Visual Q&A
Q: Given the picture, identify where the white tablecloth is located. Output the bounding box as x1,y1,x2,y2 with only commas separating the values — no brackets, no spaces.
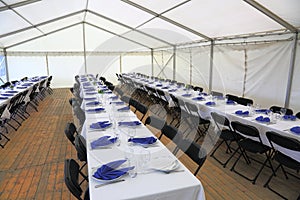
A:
79,76,206,200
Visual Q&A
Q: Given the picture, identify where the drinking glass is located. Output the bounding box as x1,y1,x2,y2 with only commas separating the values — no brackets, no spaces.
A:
124,148,137,178
128,128,136,146
138,149,151,173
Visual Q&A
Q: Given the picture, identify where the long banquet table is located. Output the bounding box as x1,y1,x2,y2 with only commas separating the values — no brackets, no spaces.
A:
0,76,49,119
79,75,206,200
124,73,300,163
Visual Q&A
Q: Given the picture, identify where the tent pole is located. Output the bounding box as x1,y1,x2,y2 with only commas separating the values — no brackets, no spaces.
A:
45,54,49,76
151,49,154,77
3,48,9,82
209,40,214,93
173,46,176,80
190,49,192,85
284,32,298,108
119,55,122,74
82,23,87,74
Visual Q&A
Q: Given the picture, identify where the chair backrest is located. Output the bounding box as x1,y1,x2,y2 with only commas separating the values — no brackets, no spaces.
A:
296,112,300,119
161,124,180,141
211,91,223,97
0,104,7,117
231,121,260,141
211,112,231,130
266,131,300,152
177,139,207,175
236,97,253,106
129,98,138,108
64,122,77,145
74,135,87,162
145,115,166,130
226,94,239,102
269,106,293,115
64,159,83,200
193,86,203,92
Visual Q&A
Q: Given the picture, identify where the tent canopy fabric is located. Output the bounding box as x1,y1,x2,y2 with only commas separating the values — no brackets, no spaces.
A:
0,0,299,49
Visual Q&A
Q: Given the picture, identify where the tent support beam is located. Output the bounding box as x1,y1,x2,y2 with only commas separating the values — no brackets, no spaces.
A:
209,41,214,92
122,0,211,41
3,48,9,82
0,0,41,12
6,22,82,49
243,0,297,33
157,51,172,78
87,10,172,47
189,49,192,85
0,10,85,39
82,23,87,74
119,55,122,74
85,22,151,50
284,32,298,108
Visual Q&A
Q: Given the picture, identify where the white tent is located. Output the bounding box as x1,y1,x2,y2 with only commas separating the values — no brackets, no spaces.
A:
0,0,299,111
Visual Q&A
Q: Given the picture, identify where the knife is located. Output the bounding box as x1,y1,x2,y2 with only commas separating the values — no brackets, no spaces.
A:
94,179,125,188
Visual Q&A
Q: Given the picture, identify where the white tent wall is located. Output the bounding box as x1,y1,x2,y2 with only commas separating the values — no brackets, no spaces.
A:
190,46,211,92
152,50,174,80
121,54,151,76
6,56,47,81
289,40,300,112
48,56,84,88
212,46,245,96
245,41,293,108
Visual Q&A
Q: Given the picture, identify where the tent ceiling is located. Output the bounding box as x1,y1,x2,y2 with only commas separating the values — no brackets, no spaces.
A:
0,0,299,50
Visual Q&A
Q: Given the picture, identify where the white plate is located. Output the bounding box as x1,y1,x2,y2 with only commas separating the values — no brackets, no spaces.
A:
149,157,180,172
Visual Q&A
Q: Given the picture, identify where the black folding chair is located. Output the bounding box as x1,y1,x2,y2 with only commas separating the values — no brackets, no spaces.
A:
64,122,78,146
210,112,240,167
264,131,300,199
74,135,88,181
230,121,274,184
236,97,253,106
269,106,293,115
64,159,89,200
177,139,207,176
145,115,166,138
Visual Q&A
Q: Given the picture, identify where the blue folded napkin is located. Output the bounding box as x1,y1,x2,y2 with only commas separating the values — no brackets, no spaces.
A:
100,88,109,92
128,136,157,145
93,160,134,180
85,92,97,95
90,121,111,129
1,94,14,96
6,91,18,93
226,100,235,105
200,92,208,96
255,116,270,123
168,89,177,92
255,109,270,113
82,83,91,86
215,96,225,100
22,83,33,86
110,101,124,105
83,86,94,90
283,115,297,121
206,101,216,106
290,126,300,134
86,108,105,112
192,96,205,101
84,97,97,101
86,101,100,106
0,97,8,100
118,121,141,126
182,93,192,97
90,136,117,149
104,91,113,94
110,96,119,100
156,84,162,87
117,106,130,111
17,86,27,89
235,110,249,116
161,86,169,89
84,89,95,92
